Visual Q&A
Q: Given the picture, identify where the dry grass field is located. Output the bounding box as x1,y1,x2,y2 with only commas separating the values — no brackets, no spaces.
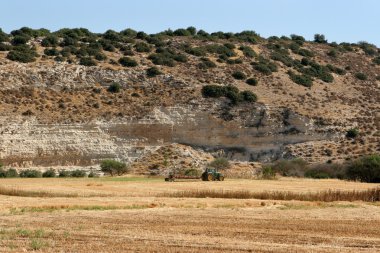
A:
0,177,379,252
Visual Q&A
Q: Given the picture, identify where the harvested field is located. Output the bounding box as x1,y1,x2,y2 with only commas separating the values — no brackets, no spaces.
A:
0,177,379,252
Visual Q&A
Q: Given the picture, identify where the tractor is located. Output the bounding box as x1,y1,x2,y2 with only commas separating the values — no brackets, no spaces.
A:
165,167,224,182
201,168,224,181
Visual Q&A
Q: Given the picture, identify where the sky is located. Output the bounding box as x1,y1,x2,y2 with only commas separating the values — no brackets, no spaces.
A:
0,0,379,46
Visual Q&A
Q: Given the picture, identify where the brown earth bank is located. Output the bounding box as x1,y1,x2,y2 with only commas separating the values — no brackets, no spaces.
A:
0,29,379,167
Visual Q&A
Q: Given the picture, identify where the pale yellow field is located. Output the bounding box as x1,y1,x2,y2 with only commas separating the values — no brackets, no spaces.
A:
0,177,379,252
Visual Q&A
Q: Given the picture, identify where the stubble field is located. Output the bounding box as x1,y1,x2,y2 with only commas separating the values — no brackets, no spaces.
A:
0,177,379,252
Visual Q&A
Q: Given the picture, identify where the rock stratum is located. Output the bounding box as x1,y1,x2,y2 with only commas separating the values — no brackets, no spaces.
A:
0,28,379,168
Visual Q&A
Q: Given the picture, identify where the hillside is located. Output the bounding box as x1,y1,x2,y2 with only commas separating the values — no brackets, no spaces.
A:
0,27,379,168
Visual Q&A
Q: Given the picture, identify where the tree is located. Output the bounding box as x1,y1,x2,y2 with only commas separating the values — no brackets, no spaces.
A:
346,155,380,183
100,160,129,176
314,34,327,43
209,158,231,170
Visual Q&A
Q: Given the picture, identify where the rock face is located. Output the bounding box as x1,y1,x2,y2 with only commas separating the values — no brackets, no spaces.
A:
0,103,332,167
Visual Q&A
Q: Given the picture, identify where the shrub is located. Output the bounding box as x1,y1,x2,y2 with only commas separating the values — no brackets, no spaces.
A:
11,35,29,45
355,72,367,80
373,57,380,65
107,82,121,93
118,57,138,67
251,58,277,75
270,52,293,67
346,155,380,183
0,28,8,42
173,28,192,36
6,168,19,178
134,42,151,52
290,34,305,45
259,166,276,179
58,170,70,177
326,64,346,75
70,169,86,178
185,47,206,57
201,85,225,98
146,66,162,77
209,158,231,170
79,57,97,66
239,46,256,58
0,43,12,51
148,53,176,67
41,35,58,47
288,71,313,87
198,57,216,69
7,45,38,63
346,128,359,139
44,48,59,56
232,71,246,80
314,34,327,43
19,169,42,178
272,158,308,177
42,168,56,178
327,49,338,58
246,78,258,86
240,90,257,102
100,160,129,176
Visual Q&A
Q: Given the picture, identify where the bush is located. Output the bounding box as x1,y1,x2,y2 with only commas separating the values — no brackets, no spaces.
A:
0,168,19,178
232,71,246,80
259,166,276,179
346,128,359,139
272,158,308,177
355,72,367,81
239,46,256,58
201,85,225,98
44,48,59,56
107,82,121,93
314,34,327,43
41,35,58,47
173,28,192,36
134,42,151,53
288,71,313,87
19,169,42,178
373,57,380,65
246,78,258,86
251,58,277,75
118,57,138,67
0,43,12,51
11,35,29,45
42,168,56,178
209,158,231,170
346,155,380,183
79,57,97,66
185,47,206,57
198,57,216,69
70,169,86,178
100,160,129,176
0,28,8,42
58,170,70,177
6,168,19,178
146,66,162,77
7,45,38,63
327,49,338,58
290,34,305,45
240,90,257,102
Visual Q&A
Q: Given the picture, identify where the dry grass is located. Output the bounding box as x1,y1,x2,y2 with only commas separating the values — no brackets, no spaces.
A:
162,187,380,202
0,186,109,198
0,177,379,252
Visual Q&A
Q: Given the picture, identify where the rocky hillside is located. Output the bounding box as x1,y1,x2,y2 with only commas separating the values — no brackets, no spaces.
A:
0,27,378,168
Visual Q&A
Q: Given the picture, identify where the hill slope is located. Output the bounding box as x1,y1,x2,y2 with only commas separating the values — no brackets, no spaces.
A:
0,27,379,167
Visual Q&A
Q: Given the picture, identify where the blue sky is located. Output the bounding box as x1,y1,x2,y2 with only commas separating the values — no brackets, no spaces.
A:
1,0,379,46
